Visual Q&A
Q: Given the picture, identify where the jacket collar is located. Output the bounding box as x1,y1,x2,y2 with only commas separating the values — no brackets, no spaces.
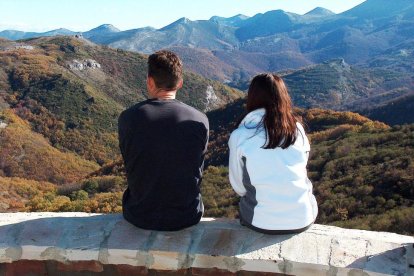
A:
240,108,265,128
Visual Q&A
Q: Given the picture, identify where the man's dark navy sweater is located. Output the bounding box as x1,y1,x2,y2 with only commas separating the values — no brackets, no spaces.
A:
118,99,209,231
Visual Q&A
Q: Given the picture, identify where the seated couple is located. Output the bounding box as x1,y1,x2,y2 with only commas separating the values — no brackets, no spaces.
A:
118,50,318,234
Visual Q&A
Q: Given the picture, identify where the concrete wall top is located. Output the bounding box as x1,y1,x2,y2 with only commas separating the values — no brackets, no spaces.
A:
0,213,413,275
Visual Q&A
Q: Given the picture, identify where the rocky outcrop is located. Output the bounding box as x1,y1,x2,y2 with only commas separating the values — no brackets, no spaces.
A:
3,44,34,51
67,59,101,71
0,213,413,275
204,85,221,111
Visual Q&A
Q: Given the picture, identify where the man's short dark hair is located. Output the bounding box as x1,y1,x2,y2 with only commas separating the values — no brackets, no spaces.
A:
148,50,183,90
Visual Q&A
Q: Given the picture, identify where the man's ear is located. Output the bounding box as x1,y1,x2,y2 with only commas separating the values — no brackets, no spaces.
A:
147,76,154,89
147,76,157,98
177,78,183,90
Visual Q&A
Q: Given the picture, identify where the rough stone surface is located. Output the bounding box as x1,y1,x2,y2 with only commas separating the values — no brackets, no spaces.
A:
68,59,101,70
204,85,220,111
0,213,412,276
4,44,34,51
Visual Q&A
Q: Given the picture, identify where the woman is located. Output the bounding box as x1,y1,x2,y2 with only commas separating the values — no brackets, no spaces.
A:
228,73,318,234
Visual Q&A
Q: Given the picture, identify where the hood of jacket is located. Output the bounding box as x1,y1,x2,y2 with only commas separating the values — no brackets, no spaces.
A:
240,108,265,129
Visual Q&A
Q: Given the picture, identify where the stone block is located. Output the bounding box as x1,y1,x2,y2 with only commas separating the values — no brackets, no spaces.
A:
107,219,152,266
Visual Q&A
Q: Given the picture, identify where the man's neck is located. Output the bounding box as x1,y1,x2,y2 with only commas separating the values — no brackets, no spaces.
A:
149,90,177,100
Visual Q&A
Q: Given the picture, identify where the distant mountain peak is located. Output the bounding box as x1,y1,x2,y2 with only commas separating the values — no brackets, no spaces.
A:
176,17,191,24
261,9,300,20
265,9,288,16
209,14,249,26
160,17,192,30
44,28,75,35
231,14,249,20
90,24,120,32
54,28,71,32
305,7,335,16
82,24,120,38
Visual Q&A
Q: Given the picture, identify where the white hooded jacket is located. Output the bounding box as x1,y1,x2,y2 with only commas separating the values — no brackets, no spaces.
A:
228,108,318,230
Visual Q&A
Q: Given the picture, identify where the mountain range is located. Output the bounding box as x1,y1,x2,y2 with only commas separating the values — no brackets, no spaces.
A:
2,0,413,86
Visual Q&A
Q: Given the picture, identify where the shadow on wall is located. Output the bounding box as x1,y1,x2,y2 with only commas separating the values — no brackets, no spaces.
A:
348,246,411,273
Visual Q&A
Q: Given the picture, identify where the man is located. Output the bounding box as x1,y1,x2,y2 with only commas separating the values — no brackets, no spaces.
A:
118,50,209,231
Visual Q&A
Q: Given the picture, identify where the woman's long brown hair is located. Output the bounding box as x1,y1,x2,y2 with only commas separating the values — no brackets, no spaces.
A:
238,73,298,149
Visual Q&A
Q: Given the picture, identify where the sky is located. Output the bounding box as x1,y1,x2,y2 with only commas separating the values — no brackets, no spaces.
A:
0,0,366,32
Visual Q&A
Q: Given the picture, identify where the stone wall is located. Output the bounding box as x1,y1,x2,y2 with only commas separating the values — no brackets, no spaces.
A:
0,213,413,275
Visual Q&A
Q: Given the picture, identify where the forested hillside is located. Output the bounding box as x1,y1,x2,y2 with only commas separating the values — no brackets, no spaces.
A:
0,110,98,183
361,94,414,126
0,36,242,214
0,36,241,166
280,60,414,114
